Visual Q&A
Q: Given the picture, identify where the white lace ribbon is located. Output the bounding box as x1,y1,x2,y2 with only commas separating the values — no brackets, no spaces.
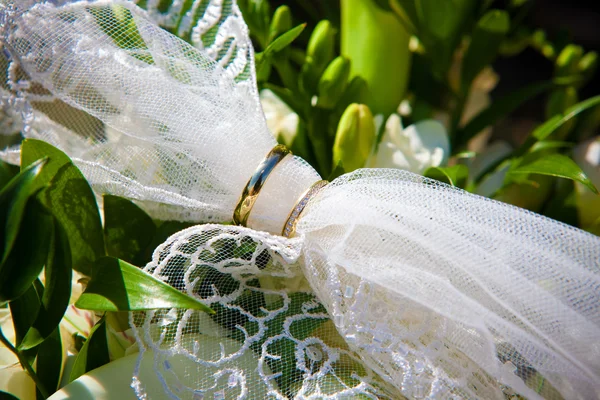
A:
2,1,600,399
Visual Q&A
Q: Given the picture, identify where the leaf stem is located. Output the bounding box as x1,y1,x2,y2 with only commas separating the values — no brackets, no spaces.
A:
0,327,50,399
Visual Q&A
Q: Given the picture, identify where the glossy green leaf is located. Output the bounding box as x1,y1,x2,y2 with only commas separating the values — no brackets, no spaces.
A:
0,198,53,303
103,195,156,265
0,158,47,266
20,220,72,350
509,153,598,194
69,317,110,383
425,165,469,188
21,139,104,276
461,10,509,91
0,160,19,191
36,328,63,399
76,257,214,313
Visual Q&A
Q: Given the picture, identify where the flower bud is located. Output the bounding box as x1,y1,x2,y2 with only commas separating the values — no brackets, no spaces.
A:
300,20,336,94
555,44,583,77
333,103,376,172
268,6,292,44
578,51,598,82
318,56,351,108
306,20,335,70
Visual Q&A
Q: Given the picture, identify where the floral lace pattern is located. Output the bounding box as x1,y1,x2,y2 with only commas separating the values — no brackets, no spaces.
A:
130,224,398,399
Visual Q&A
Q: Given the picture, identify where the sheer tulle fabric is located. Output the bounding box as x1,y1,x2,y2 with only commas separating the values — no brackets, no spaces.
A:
2,1,599,399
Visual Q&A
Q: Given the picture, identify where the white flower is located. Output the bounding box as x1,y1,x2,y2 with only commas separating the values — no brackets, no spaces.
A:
260,89,299,147
368,114,449,174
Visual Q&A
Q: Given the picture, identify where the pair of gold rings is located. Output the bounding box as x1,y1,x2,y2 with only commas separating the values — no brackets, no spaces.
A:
232,145,327,237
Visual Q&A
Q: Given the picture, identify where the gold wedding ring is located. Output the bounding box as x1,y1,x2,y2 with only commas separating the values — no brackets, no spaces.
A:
282,180,328,238
233,144,291,226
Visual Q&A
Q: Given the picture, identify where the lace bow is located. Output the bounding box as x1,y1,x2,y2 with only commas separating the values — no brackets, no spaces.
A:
2,1,599,399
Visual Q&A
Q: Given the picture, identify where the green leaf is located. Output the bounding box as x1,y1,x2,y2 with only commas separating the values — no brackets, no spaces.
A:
75,257,214,313
461,10,510,91
0,197,53,302
268,6,292,45
264,24,306,55
425,165,469,188
456,79,573,147
529,141,573,153
9,281,43,365
103,195,156,265
21,139,105,276
69,317,110,383
0,158,47,266
36,328,63,399
509,153,598,194
533,95,600,141
0,159,19,191
256,24,306,82
9,281,43,347
511,95,600,158
20,220,73,350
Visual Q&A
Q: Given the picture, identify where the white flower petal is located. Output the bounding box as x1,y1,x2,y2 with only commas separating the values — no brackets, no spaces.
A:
260,89,298,147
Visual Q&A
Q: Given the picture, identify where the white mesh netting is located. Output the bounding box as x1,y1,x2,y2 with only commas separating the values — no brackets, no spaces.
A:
298,170,600,399
0,0,320,226
1,1,600,399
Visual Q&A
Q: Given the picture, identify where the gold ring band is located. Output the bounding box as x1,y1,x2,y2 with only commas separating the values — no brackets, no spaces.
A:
233,144,291,226
282,180,328,237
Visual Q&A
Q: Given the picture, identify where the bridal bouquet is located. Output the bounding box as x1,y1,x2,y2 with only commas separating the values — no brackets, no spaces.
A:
1,1,599,399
